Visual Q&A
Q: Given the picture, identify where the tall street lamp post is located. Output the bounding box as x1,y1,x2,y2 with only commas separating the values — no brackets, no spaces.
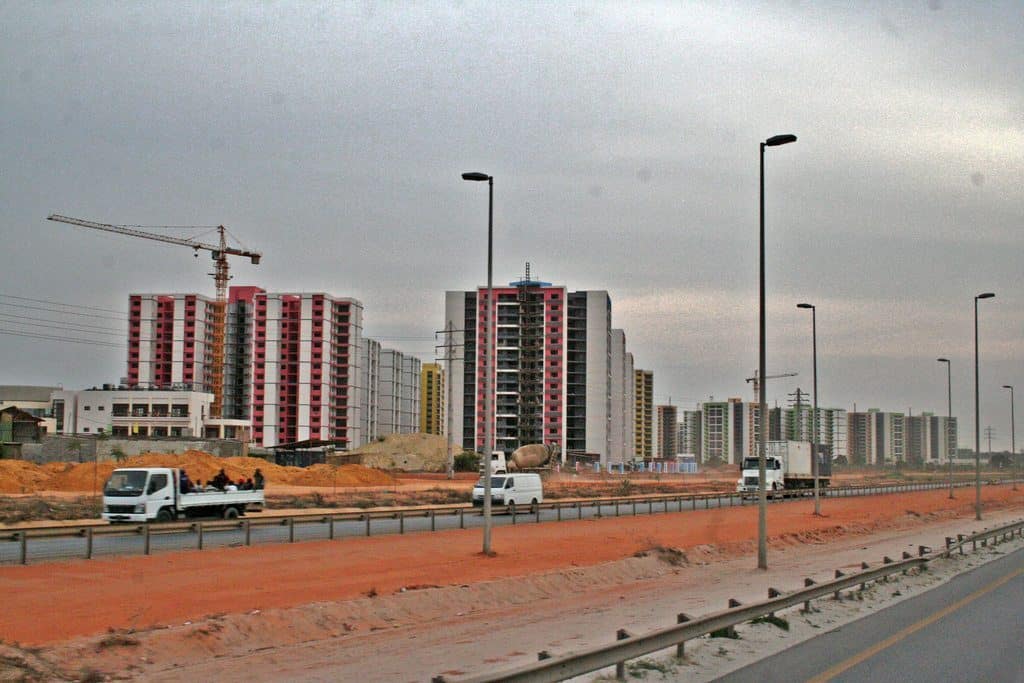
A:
1002,384,1016,491
974,292,995,521
797,303,821,515
758,133,797,570
937,358,953,499
462,171,495,554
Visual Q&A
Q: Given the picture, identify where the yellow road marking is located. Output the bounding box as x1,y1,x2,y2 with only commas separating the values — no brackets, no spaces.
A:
807,565,1024,682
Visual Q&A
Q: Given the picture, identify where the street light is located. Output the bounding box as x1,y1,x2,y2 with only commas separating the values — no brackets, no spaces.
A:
1002,384,1016,491
758,133,797,570
462,170,495,554
974,292,995,521
796,303,821,515
937,358,953,499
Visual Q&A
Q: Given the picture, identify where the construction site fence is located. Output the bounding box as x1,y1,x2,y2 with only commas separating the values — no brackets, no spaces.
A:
433,517,1024,683
0,478,1018,566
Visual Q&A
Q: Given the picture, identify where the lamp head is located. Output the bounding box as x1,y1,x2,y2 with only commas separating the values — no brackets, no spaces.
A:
461,172,491,182
976,292,995,300
796,303,814,309
1003,385,1013,390
765,134,797,146
937,358,949,363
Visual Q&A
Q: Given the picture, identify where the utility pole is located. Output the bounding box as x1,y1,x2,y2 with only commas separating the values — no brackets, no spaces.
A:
435,322,464,480
787,388,806,441
985,426,995,458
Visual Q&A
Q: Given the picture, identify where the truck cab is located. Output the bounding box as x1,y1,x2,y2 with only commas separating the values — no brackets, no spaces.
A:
737,456,784,494
479,451,508,475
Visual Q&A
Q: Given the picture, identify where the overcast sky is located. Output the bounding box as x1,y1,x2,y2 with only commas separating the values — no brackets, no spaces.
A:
2,2,1021,449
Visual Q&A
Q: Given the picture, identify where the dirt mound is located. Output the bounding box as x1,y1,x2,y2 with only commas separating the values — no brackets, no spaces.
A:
0,460,52,494
346,433,449,472
0,450,394,493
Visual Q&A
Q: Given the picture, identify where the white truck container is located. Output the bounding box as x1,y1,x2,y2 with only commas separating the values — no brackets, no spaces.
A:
102,467,264,523
736,441,829,495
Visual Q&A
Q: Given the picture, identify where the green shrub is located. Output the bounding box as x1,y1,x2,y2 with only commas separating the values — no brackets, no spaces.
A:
454,451,480,472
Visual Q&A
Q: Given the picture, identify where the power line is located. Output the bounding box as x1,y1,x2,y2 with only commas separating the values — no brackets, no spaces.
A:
0,312,124,335
0,301,128,322
0,328,126,348
0,293,127,316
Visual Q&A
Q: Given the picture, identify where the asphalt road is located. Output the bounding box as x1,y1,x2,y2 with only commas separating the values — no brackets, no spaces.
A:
0,481,969,564
716,545,1024,683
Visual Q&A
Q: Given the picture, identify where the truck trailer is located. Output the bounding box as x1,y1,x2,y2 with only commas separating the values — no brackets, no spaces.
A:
736,441,831,496
102,467,264,523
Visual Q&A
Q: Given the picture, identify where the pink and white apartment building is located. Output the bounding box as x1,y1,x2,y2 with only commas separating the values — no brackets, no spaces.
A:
127,288,363,448
444,276,633,466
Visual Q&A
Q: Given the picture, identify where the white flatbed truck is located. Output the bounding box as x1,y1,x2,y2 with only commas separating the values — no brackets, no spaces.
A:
102,467,264,523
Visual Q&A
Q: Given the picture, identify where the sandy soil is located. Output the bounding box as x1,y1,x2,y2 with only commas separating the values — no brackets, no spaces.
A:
0,484,1020,681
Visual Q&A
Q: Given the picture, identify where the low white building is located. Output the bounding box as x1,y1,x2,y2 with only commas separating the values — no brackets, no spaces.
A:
51,387,216,438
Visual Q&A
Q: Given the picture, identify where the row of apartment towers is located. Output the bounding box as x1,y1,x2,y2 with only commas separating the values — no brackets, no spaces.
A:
129,276,654,462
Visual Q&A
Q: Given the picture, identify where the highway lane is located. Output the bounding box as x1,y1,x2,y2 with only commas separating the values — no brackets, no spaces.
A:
0,481,977,564
716,545,1024,683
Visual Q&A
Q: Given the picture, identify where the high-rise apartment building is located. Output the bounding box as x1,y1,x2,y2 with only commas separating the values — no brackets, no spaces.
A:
634,370,654,461
904,412,958,464
847,409,904,465
420,363,444,435
679,409,702,457
704,398,752,465
129,288,364,449
377,349,420,436
444,273,625,463
656,404,678,458
608,330,635,464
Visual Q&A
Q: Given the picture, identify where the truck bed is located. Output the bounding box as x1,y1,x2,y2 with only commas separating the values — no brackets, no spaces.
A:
178,490,264,508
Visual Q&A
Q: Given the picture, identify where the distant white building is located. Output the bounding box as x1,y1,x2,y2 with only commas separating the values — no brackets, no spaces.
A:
50,388,215,438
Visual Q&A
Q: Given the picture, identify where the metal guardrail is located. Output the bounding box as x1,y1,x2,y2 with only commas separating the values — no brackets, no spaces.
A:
433,517,1024,683
0,478,1015,565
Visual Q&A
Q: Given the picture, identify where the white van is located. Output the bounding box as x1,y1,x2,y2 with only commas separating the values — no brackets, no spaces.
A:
471,473,543,509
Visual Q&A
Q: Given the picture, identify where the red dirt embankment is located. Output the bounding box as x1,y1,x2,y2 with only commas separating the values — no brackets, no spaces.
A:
1,484,1020,646
0,451,393,493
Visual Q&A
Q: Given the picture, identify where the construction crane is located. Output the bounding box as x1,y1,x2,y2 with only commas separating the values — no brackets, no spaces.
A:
745,370,798,402
47,214,262,418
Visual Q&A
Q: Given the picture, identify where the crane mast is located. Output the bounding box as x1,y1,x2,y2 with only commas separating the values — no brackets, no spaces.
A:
47,214,262,418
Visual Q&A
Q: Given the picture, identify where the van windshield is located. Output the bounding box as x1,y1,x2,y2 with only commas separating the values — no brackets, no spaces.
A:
476,476,505,488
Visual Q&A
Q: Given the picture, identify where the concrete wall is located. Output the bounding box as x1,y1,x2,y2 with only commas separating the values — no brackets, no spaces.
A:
21,435,245,463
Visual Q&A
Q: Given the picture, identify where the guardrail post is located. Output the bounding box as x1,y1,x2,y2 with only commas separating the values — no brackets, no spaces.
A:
834,570,845,599
648,500,653,515
676,613,691,658
595,502,601,519
614,629,631,680
289,517,296,542
614,501,619,517
918,545,930,557
459,509,465,529
84,527,94,559
247,519,253,545
767,588,781,617
538,651,551,661
511,505,517,525
578,503,583,520
19,531,27,565
557,504,562,521
535,505,541,524
958,534,965,555
802,578,815,612
197,523,204,550
366,515,371,537
678,496,683,511
430,511,436,532
705,496,710,509
945,537,953,557
692,496,696,511
143,524,150,555
972,534,977,552
631,501,636,516
399,512,405,535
